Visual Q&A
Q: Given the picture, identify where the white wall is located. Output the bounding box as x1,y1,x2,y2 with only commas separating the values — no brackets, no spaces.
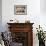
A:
2,0,46,46
40,0,46,31
40,0,46,13
2,0,40,30
0,0,2,32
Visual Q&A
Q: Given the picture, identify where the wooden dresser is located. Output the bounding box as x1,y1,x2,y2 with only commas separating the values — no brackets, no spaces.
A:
7,23,34,46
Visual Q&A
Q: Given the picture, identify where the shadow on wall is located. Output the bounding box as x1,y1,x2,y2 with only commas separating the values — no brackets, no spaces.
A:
40,0,46,13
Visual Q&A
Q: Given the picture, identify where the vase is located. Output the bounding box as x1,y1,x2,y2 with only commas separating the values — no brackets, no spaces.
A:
39,40,45,46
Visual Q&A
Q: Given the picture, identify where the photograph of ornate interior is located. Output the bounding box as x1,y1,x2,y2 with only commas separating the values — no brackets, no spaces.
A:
0,0,46,46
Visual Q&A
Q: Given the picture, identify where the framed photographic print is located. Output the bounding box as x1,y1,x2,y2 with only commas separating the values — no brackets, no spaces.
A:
14,5,27,15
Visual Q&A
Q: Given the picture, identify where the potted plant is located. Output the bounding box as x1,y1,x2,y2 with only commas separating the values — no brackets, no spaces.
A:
36,25,45,46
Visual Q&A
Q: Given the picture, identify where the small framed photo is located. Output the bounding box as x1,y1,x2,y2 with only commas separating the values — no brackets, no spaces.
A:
14,5,27,15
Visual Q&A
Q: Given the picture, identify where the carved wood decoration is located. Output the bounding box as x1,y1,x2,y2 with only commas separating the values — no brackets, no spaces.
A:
7,23,34,46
